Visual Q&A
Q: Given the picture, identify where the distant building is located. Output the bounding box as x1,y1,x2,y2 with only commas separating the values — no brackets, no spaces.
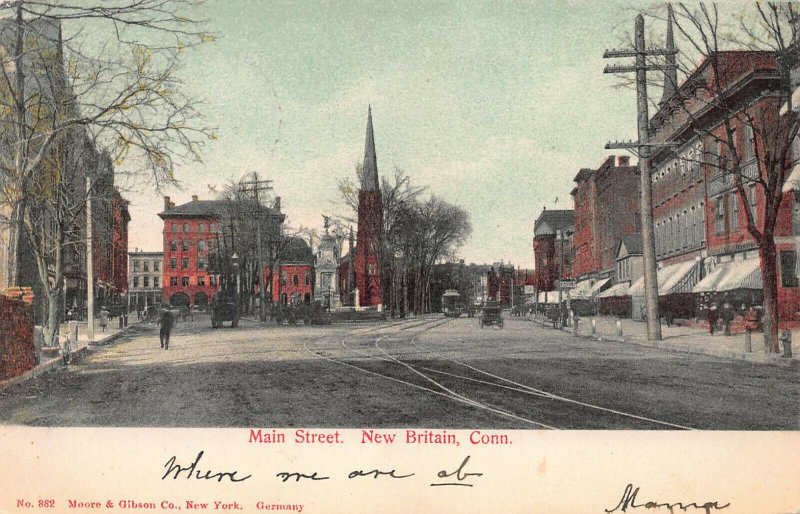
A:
158,195,225,308
532,209,575,293
272,237,314,305
128,250,163,309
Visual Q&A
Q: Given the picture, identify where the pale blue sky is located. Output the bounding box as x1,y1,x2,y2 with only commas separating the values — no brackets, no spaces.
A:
122,0,653,268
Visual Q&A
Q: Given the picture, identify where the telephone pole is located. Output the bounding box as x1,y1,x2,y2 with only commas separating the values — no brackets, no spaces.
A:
603,14,677,341
239,172,273,322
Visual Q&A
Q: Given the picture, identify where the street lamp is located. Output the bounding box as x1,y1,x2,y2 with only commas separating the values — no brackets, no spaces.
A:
231,252,240,295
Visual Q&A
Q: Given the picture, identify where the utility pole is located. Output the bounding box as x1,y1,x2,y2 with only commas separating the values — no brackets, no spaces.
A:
603,14,677,341
86,174,94,343
239,172,273,322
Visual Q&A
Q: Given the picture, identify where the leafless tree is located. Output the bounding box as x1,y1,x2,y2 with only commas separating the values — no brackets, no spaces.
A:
617,2,799,351
0,0,213,299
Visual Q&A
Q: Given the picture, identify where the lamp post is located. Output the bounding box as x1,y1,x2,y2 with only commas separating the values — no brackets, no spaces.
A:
557,229,572,327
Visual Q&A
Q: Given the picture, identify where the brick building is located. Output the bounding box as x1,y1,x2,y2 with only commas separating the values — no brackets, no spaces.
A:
159,196,225,308
271,237,315,305
532,209,575,293
627,15,800,327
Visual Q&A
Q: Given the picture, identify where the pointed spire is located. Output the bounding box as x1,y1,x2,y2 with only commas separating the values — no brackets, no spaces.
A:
361,105,379,191
660,4,678,105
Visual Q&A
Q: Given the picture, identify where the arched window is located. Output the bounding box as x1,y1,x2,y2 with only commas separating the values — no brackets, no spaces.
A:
293,275,299,287
171,223,178,233
183,223,190,233
683,210,689,247
199,223,206,233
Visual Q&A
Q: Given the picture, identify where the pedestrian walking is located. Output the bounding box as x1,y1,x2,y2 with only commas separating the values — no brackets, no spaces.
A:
721,302,734,336
160,305,177,350
99,308,109,332
707,304,718,335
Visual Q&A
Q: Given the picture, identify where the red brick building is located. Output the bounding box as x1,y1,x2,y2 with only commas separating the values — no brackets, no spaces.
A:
158,195,224,308
271,237,315,305
353,107,383,308
532,209,574,292
571,156,640,281
111,189,131,297
640,39,800,326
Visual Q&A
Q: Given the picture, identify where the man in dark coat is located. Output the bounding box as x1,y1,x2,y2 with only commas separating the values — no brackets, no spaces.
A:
160,305,177,350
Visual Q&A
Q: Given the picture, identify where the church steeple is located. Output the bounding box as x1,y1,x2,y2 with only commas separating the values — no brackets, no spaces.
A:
361,105,379,192
660,4,678,105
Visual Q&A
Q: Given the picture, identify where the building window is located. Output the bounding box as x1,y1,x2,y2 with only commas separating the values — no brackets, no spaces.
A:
171,223,178,233
198,240,207,252
198,276,205,286
183,223,190,233
154,277,159,288
210,223,216,233
171,277,178,286
154,261,160,272
731,192,739,231
305,274,310,286
144,276,149,287
133,276,139,288
198,257,206,269
170,258,177,270
170,240,177,252
133,260,140,272
182,240,189,251
143,261,150,272
743,123,755,161
199,223,205,233
181,276,189,286
715,199,725,235
210,275,217,286
780,251,799,288
182,258,189,269
293,275,299,287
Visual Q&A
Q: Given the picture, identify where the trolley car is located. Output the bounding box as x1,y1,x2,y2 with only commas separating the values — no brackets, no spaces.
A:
441,289,463,318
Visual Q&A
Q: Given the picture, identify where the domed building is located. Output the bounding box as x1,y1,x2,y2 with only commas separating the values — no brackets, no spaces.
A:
271,236,314,305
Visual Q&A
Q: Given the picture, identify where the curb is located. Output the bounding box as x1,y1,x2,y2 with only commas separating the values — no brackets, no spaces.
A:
529,317,797,368
0,324,136,392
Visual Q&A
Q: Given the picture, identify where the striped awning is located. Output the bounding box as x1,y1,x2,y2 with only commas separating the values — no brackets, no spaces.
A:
570,279,594,300
589,277,612,296
628,260,701,297
693,258,761,293
597,282,630,298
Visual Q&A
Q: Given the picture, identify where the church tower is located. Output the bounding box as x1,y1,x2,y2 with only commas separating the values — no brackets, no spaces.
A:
354,106,383,308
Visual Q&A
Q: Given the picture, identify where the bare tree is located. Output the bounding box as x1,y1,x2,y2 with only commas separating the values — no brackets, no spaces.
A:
0,0,213,289
622,2,799,352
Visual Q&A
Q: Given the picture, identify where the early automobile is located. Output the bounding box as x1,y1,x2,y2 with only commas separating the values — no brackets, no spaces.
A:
211,291,239,328
480,301,503,329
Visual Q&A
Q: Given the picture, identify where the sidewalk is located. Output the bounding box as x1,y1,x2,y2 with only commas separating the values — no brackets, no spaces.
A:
0,316,138,391
530,313,798,367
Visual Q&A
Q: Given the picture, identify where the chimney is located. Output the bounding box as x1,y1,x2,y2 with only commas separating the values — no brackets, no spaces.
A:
192,195,199,202
163,196,171,211
274,196,281,212
617,156,630,167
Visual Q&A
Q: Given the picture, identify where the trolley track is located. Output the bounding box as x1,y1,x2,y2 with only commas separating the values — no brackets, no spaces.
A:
306,317,694,429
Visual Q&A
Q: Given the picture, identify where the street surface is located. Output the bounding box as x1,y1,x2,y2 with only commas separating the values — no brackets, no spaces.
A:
0,314,797,429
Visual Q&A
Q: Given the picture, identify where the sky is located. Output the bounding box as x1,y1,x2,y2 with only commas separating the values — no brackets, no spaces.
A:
120,0,653,269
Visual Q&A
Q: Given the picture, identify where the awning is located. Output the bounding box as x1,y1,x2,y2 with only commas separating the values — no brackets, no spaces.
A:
598,282,629,298
570,279,594,300
589,277,612,296
537,291,561,304
628,260,701,297
693,258,761,293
